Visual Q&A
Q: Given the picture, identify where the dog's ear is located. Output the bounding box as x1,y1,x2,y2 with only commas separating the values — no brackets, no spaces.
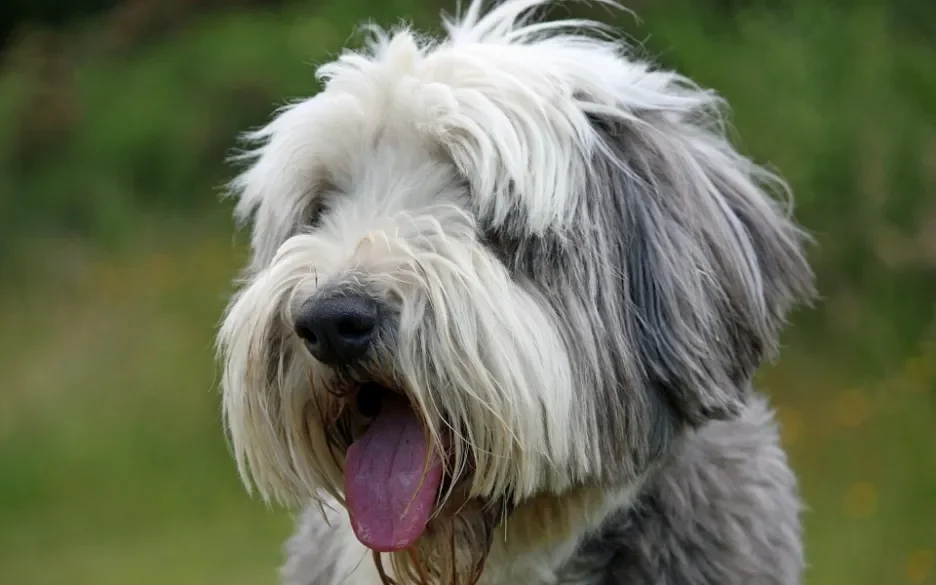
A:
584,112,815,425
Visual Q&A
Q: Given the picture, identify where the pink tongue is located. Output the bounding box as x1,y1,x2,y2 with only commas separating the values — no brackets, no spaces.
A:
344,396,443,552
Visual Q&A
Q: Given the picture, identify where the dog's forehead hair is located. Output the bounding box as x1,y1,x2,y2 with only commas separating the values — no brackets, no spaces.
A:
327,134,468,215
236,121,473,272
229,18,648,269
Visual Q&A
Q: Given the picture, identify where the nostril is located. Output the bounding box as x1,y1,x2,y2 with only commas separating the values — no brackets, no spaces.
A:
336,316,375,339
296,324,318,345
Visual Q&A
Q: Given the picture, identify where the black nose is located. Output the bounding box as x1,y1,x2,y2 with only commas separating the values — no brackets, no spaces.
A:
294,295,380,366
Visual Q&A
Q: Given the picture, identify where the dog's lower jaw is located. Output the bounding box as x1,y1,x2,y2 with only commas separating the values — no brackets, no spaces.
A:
280,394,803,585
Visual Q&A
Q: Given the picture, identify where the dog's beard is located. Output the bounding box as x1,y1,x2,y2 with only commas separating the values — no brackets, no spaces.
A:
377,497,502,585
219,208,587,585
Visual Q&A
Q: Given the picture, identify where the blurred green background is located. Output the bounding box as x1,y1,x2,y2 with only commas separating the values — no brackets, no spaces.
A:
0,0,934,584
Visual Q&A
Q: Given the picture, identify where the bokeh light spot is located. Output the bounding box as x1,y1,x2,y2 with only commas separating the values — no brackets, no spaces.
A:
834,388,871,428
903,356,934,394
906,549,934,584
777,406,804,445
843,481,878,518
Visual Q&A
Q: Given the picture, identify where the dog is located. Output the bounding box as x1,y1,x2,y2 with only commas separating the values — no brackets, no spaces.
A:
217,1,817,584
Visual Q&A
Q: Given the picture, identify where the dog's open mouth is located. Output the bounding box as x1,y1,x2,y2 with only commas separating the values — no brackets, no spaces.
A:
343,382,447,553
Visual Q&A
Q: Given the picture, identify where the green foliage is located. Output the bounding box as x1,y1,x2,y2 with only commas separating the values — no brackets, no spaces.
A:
630,0,936,365
0,1,933,584
1,2,344,248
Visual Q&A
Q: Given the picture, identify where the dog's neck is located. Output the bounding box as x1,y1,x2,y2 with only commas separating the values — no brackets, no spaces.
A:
477,485,643,585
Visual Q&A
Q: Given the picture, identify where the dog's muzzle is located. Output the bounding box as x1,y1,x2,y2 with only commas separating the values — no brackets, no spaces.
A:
292,291,452,553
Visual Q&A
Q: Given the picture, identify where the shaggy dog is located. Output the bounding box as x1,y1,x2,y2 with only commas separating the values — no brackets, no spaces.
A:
217,1,816,584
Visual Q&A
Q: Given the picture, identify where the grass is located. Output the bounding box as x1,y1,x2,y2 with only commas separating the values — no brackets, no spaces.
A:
1,0,934,583
0,231,292,585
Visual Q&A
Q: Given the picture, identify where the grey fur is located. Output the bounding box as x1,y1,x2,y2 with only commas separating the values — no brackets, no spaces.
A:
558,395,803,585
479,106,814,490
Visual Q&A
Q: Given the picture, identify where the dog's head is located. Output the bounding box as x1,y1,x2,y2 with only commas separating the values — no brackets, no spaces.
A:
218,0,815,581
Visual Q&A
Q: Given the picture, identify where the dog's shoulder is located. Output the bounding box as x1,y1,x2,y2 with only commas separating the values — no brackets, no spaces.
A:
557,395,803,585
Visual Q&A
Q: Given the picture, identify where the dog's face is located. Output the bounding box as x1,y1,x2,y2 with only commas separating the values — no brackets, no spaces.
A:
218,0,814,580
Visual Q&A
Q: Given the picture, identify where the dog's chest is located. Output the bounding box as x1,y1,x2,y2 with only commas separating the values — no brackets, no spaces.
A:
475,531,598,585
